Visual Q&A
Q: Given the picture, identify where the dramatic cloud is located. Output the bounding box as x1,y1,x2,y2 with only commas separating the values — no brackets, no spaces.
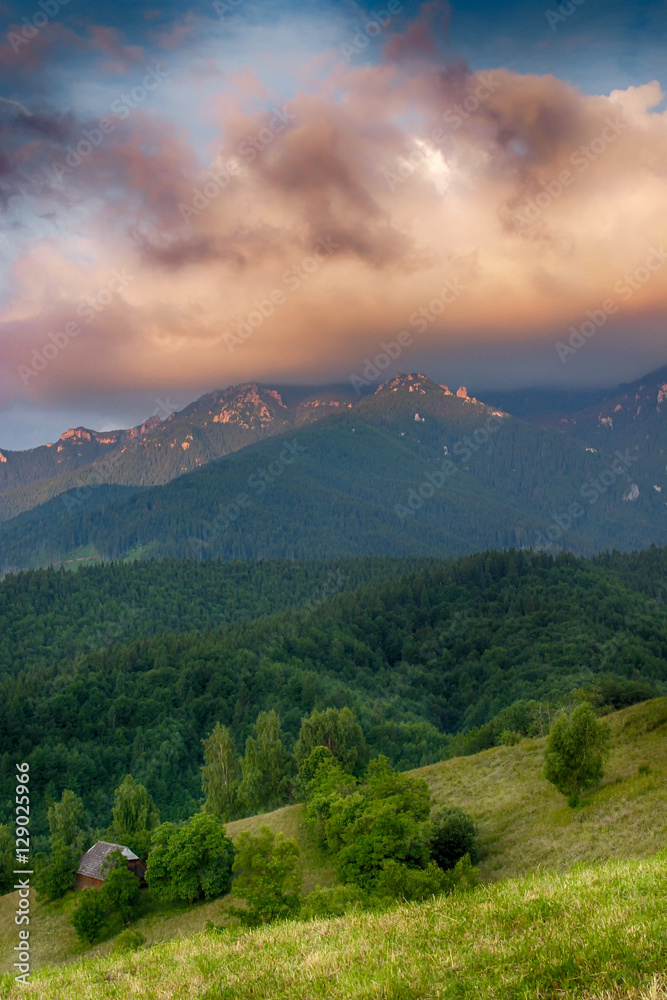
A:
1,1,666,444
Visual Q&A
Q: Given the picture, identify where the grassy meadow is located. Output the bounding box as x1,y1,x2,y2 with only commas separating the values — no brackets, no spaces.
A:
0,698,664,996
2,854,666,999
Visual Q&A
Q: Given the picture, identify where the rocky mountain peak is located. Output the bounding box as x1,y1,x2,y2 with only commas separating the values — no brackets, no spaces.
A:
376,373,447,395
127,415,162,439
205,382,290,431
59,427,93,443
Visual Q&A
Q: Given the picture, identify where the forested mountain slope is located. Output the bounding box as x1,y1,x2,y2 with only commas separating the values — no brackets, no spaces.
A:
0,556,431,676
2,375,664,571
0,383,359,521
2,548,665,843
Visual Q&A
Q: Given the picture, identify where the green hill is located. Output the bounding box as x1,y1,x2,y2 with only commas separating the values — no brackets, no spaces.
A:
226,698,667,883
0,384,361,523
3,375,665,572
2,699,664,989
0,556,430,678
6,855,666,1000
3,549,667,843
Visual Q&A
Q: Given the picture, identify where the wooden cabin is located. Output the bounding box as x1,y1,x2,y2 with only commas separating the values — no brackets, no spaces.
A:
75,840,146,890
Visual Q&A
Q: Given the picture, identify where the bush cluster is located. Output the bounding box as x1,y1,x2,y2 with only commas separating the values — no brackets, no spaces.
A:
302,748,479,904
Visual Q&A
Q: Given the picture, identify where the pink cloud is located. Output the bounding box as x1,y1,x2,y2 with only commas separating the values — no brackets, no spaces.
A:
2,55,667,407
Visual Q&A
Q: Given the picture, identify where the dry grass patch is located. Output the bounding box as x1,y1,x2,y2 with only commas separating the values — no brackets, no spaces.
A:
417,698,667,881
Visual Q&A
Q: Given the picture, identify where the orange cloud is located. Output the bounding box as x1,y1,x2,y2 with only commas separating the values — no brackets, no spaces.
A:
2,61,667,406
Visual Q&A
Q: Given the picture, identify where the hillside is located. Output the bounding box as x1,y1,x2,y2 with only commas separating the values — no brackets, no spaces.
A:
490,364,667,508
4,857,665,999
3,549,666,842
0,556,431,677
2,374,665,572
231,698,667,882
1,699,665,991
0,384,360,522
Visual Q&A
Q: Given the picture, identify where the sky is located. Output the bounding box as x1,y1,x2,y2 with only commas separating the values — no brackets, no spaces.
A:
0,0,666,449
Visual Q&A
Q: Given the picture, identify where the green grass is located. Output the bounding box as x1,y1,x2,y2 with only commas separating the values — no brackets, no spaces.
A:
0,807,335,978
216,698,667,885
2,854,666,999
419,697,667,881
1,699,665,992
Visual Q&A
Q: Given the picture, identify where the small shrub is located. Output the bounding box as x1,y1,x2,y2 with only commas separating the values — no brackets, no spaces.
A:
445,853,480,893
638,763,651,776
501,730,522,746
71,889,108,944
375,855,479,903
102,852,141,923
231,826,301,926
430,806,478,870
300,883,364,920
113,929,145,953
375,861,450,902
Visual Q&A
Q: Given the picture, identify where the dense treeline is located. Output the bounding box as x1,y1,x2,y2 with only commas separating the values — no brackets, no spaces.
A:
592,544,667,600
0,557,430,677
1,548,666,844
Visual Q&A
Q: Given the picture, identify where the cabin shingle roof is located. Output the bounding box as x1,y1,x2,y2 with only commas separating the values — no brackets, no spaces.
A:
76,841,139,881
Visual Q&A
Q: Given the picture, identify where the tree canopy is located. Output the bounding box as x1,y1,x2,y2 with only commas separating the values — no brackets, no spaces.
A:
544,703,611,806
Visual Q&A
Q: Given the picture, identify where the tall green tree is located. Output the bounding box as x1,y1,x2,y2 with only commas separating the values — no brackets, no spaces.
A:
111,775,159,859
302,749,357,846
294,707,369,776
232,826,301,925
146,813,234,903
34,842,78,901
544,703,611,806
201,722,240,821
48,790,86,853
239,711,293,814
323,756,432,890
101,850,141,924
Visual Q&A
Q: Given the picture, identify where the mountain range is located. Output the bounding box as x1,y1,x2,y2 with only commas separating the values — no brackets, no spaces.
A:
1,367,666,572
0,383,361,522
